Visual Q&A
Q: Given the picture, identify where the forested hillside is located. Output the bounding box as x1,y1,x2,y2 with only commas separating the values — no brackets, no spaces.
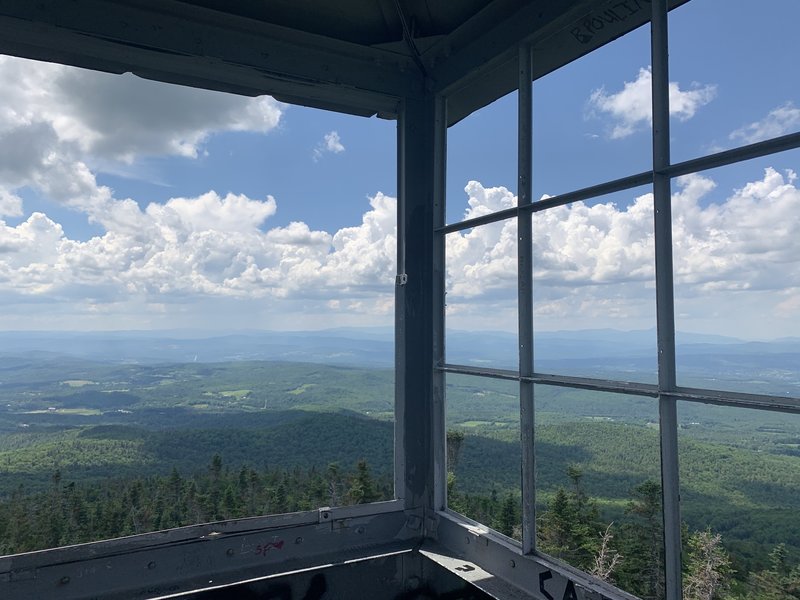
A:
2,356,799,598
0,455,389,556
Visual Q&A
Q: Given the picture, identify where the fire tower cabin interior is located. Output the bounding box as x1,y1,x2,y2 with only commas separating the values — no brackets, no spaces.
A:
1,1,799,599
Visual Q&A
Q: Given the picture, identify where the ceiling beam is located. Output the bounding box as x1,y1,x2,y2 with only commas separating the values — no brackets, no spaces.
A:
0,0,424,117
430,0,691,125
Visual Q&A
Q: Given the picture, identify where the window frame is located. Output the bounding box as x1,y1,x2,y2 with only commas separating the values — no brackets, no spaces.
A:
435,2,800,600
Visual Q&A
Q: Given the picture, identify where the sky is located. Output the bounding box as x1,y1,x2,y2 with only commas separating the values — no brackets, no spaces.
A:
0,0,798,339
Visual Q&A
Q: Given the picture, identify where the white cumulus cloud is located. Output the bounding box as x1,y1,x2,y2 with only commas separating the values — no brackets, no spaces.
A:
0,188,398,327
1,56,795,336
672,167,800,291
313,130,345,161
146,192,277,235
0,55,283,164
0,53,284,218
0,56,402,330
730,102,800,145
0,188,23,218
1,166,798,336
588,66,716,139
444,168,800,337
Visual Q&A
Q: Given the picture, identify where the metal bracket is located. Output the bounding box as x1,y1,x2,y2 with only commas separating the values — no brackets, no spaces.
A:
395,273,408,286
424,514,440,539
404,514,423,532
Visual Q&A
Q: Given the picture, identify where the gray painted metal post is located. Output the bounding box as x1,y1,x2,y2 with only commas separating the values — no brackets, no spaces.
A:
432,94,449,512
517,42,536,554
398,94,440,524
395,91,408,502
651,1,682,598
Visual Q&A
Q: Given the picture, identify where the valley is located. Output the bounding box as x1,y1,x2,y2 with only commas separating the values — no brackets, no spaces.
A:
1,329,799,596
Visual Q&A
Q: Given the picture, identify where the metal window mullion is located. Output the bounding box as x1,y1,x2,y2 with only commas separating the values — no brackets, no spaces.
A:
436,127,800,237
666,130,800,179
517,42,535,555
651,2,681,599
435,170,653,235
394,96,407,504
433,93,448,511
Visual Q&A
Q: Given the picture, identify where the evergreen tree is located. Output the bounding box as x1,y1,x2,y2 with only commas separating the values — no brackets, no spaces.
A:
618,479,665,600
497,493,518,538
185,480,201,523
348,459,379,504
46,470,65,548
0,455,392,554
445,430,467,507
538,487,574,558
210,454,223,481
446,429,465,472
271,481,288,513
745,544,800,600
327,462,342,506
307,467,328,508
537,468,601,570
222,484,238,518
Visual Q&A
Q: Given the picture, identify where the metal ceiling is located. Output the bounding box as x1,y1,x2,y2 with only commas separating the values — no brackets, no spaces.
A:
0,0,687,124
184,0,491,47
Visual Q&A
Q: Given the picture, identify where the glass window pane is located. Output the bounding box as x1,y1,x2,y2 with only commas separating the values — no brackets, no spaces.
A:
446,220,518,370
445,373,521,540
447,92,517,226
533,187,657,384
0,57,396,555
535,386,661,597
534,21,650,199
678,403,800,596
669,0,800,163
673,149,800,396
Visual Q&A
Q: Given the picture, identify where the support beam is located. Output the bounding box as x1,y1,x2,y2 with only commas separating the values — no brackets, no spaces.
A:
650,1,682,599
432,95,449,512
517,42,536,555
433,0,691,125
0,506,407,600
433,513,640,600
0,0,420,116
397,93,442,531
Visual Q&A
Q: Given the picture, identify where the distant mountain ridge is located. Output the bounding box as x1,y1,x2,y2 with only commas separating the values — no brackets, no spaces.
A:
0,328,798,397
0,327,796,365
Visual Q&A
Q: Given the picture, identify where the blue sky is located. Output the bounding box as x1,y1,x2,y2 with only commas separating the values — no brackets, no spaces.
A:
0,0,797,338
95,109,397,235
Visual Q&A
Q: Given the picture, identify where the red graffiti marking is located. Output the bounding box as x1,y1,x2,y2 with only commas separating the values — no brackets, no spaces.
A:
255,540,285,555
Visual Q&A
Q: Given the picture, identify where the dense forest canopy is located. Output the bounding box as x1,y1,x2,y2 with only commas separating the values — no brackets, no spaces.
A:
2,354,799,599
